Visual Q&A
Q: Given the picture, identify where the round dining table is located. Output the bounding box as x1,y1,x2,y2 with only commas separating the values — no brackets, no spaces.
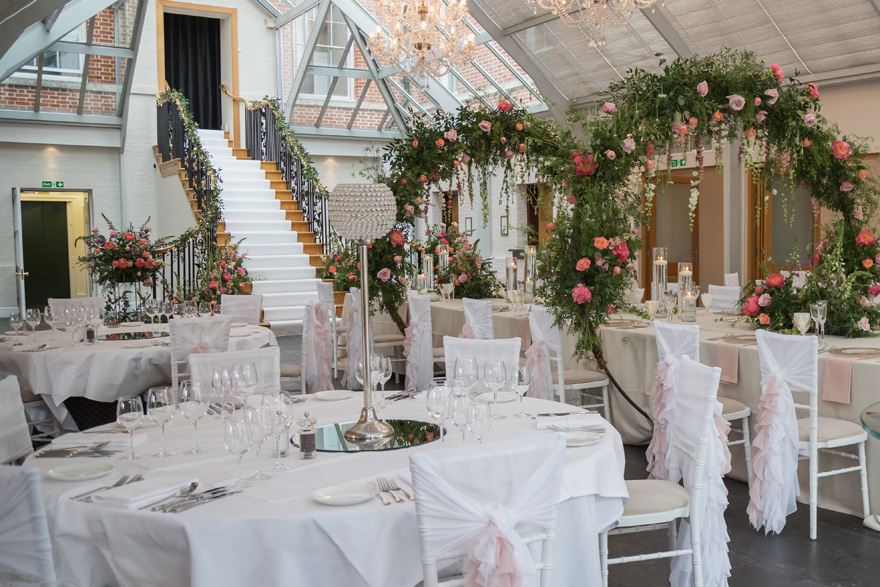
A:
27,395,627,587
0,323,276,430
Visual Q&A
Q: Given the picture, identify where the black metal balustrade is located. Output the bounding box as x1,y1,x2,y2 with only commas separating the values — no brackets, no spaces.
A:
150,230,210,303
245,104,331,251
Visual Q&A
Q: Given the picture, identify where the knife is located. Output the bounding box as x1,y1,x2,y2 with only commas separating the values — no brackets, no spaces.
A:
167,490,240,513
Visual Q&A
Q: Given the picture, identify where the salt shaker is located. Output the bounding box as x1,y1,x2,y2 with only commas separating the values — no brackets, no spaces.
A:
297,412,317,459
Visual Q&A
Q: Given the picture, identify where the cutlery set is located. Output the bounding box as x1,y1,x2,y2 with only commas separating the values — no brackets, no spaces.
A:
35,441,119,458
72,474,145,502
375,477,414,505
547,424,606,434
148,486,240,513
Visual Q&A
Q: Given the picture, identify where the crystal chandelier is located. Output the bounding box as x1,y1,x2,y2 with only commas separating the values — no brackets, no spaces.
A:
368,0,476,87
528,0,661,48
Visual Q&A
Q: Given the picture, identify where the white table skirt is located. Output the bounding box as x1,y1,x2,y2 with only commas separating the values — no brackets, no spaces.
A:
28,396,627,587
0,324,276,430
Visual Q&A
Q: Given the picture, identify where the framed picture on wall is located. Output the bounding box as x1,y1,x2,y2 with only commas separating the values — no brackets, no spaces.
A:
500,215,509,236
464,217,473,233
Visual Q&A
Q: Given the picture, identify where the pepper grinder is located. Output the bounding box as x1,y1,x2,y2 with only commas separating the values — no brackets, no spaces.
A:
297,412,317,459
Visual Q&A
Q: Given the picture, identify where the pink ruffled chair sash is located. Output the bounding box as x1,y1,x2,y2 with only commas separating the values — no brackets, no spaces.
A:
312,305,333,392
460,322,475,339
464,522,523,587
524,339,551,400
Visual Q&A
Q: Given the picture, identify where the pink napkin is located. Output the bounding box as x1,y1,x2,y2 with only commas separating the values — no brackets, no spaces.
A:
716,341,741,384
516,316,531,354
821,354,856,404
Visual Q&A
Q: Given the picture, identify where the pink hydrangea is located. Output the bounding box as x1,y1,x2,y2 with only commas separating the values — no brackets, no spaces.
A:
571,284,592,304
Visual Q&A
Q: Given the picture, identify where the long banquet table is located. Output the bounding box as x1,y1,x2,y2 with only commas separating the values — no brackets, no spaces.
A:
601,312,880,518
27,395,627,587
0,323,276,430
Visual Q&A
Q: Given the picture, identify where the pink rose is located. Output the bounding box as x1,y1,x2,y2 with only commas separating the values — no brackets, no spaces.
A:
622,137,635,153
605,149,616,160
143,279,152,287
601,102,617,114
612,241,630,262
328,266,337,274
807,83,820,98
237,267,246,276
765,273,785,287
497,100,513,112
91,226,100,234
860,296,873,308
613,266,621,275
571,284,592,304
841,182,853,192
104,241,117,251
727,94,746,111
117,258,129,269
576,257,591,271
697,80,708,97
671,120,682,133
595,257,608,270
756,110,767,123
377,268,392,282
646,160,655,170
758,293,771,307
759,313,771,325
869,284,880,297
109,230,119,237
223,273,232,281
594,237,609,250
832,140,851,160
546,222,556,232
461,154,471,164
404,204,415,213
505,150,514,159
444,129,458,141
124,232,135,241
764,88,779,105
860,317,871,331
458,273,469,283
857,230,875,246
478,120,491,132
804,113,817,127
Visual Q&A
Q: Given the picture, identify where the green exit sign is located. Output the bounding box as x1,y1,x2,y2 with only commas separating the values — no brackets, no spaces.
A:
41,181,64,188
670,158,687,168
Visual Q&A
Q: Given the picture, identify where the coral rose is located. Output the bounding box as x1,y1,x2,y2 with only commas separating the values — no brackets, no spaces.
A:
516,123,523,131
412,140,419,148
104,241,117,251
860,170,869,179
605,149,616,160
546,222,556,231
765,273,785,287
802,139,812,147
394,255,402,263
857,230,876,246
388,230,404,245
807,83,820,98
758,313,770,325
435,138,445,147
328,266,336,274
864,259,875,269
594,237,609,250
124,232,135,241
744,128,757,138
571,283,592,304
711,112,723,122
576,257,591,271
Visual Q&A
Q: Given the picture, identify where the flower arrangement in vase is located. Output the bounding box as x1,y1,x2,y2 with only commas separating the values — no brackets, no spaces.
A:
424,222,503,299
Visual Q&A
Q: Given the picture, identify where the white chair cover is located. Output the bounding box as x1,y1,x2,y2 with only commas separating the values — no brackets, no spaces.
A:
668,357,731,587
748,330,816,535
646,322,700,480
707,285,741,311
48,296,104,316
315,282,335,328
443,337,520,395
169,316,232,362
524,306,563,401
220,294,263,325
461,298,494,340
302,301,333,393
0,376,32,464
189,346,281,395
723,273,739,287
0,466,57,585
404,294,434,391
341,288,364,390
410,434,566,587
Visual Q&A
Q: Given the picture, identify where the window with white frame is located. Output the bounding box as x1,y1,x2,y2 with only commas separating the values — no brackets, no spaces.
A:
297,5,353,100
21,24,87,80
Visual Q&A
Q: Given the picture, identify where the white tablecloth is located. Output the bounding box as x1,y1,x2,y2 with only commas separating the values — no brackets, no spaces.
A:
27,396,627,587
0,324,276,430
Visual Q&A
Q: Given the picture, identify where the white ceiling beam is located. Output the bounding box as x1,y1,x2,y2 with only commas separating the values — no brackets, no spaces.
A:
48,40,134,58
466,1,569,124
285,0,331,119
119,0,148,150
274,0,321,28
290,125,399,140
250,0,281,19
307,66,373,79
639,7,693,59
870,0,880,18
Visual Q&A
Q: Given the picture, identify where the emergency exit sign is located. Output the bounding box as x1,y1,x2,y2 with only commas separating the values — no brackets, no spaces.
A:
669,158,687,168
41,181,64,188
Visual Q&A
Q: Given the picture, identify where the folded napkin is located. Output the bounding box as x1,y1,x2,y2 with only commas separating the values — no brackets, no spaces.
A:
716,341,740,384
821,354,856,404
92,475,198,509
52,432,146,451
536,413,606,430
122,339,156,349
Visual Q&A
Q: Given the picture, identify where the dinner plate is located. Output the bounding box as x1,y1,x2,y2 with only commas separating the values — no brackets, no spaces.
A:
829,347,880,358
475,391,518,403
314,389,354,401
229,329,250,337
565,431,604,448
47,462,114,482
312,482,378,506
231,322,248,328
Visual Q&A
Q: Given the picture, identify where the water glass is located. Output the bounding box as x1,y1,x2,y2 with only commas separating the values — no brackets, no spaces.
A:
453,357,478,396
43,306,57,339
426,386,451,444
484,361,507,420
266,394,294,472
468,401,491,444
147,386,176,457
25,308,41,342
247,402,274,481
179,381,209,454
144,299,158,325
117,396,144,460
199,302,211,317
224,414,253,489
513,366,530,418
450,394,471,443
9,311,23,342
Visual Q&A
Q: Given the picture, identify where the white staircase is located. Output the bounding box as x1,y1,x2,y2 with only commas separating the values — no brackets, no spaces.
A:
197,129,320,332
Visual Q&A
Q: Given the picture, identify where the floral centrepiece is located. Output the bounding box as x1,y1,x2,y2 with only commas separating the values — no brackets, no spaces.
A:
424,222,503,299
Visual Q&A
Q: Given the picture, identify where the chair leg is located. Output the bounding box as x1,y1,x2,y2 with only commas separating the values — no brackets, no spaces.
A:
602,384,610,422
859,441,871,519
810,447,818,540
667,519,677,550
691,520,704,587
741,414,753,486
598,531,609,587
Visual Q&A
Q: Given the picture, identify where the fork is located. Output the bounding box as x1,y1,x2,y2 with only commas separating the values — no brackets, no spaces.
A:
377,477,404,503
381,477,414,501
373,482,390,506
71,474,129,500
78,474,145,503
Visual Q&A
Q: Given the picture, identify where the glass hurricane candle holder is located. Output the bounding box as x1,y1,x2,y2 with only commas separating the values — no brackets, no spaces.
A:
652,247,668,302
678,262,693,313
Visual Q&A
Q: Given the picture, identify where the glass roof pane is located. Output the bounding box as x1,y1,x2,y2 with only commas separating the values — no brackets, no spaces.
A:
478,0,546,30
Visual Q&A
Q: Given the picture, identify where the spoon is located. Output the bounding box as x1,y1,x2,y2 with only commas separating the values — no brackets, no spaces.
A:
139,482,200,510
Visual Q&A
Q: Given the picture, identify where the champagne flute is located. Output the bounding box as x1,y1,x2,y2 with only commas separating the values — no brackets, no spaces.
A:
9,311,23,343
817,300,827,342
25,308,41,343
179,380,209,454
147,386,176,457
266,393,294,472
426,386,450,444
224,414,253,489
452,357,478,396
513,365,531,418
43,306,57,340
247,402,273,481
117,396,144,460
468,401,491,444
793,312,812,336
484,360,507,420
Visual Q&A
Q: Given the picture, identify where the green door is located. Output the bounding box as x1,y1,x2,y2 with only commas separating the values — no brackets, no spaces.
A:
22,201,70,308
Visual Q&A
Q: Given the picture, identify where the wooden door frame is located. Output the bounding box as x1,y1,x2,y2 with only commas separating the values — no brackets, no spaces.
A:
641,171,702,294
156,0,240,146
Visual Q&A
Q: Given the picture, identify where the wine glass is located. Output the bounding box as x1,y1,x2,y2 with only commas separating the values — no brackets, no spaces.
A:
144,299,158,325
817,300,827,341
161,301,173,323
468,401,491,444
810,303,823,342
9,311,23,343
426,386,450,444
793,312,812,336
240,362,259,399
213,304,222,317
43,306,57,340
700,292,714,314
179,380,209,454
25,308,40,342
378,356,393,407
184,301,197,318
513,365,531,418
452,357,478,396
450,394,471,443
147,386,176,457
484,360,507,420
247,402,273,481
266,393,294,472
224,413,253,490
116,396,144,460
172,303,184,321
198,302,210,317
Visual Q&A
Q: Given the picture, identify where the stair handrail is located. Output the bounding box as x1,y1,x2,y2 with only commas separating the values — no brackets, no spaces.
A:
150,226,209,302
